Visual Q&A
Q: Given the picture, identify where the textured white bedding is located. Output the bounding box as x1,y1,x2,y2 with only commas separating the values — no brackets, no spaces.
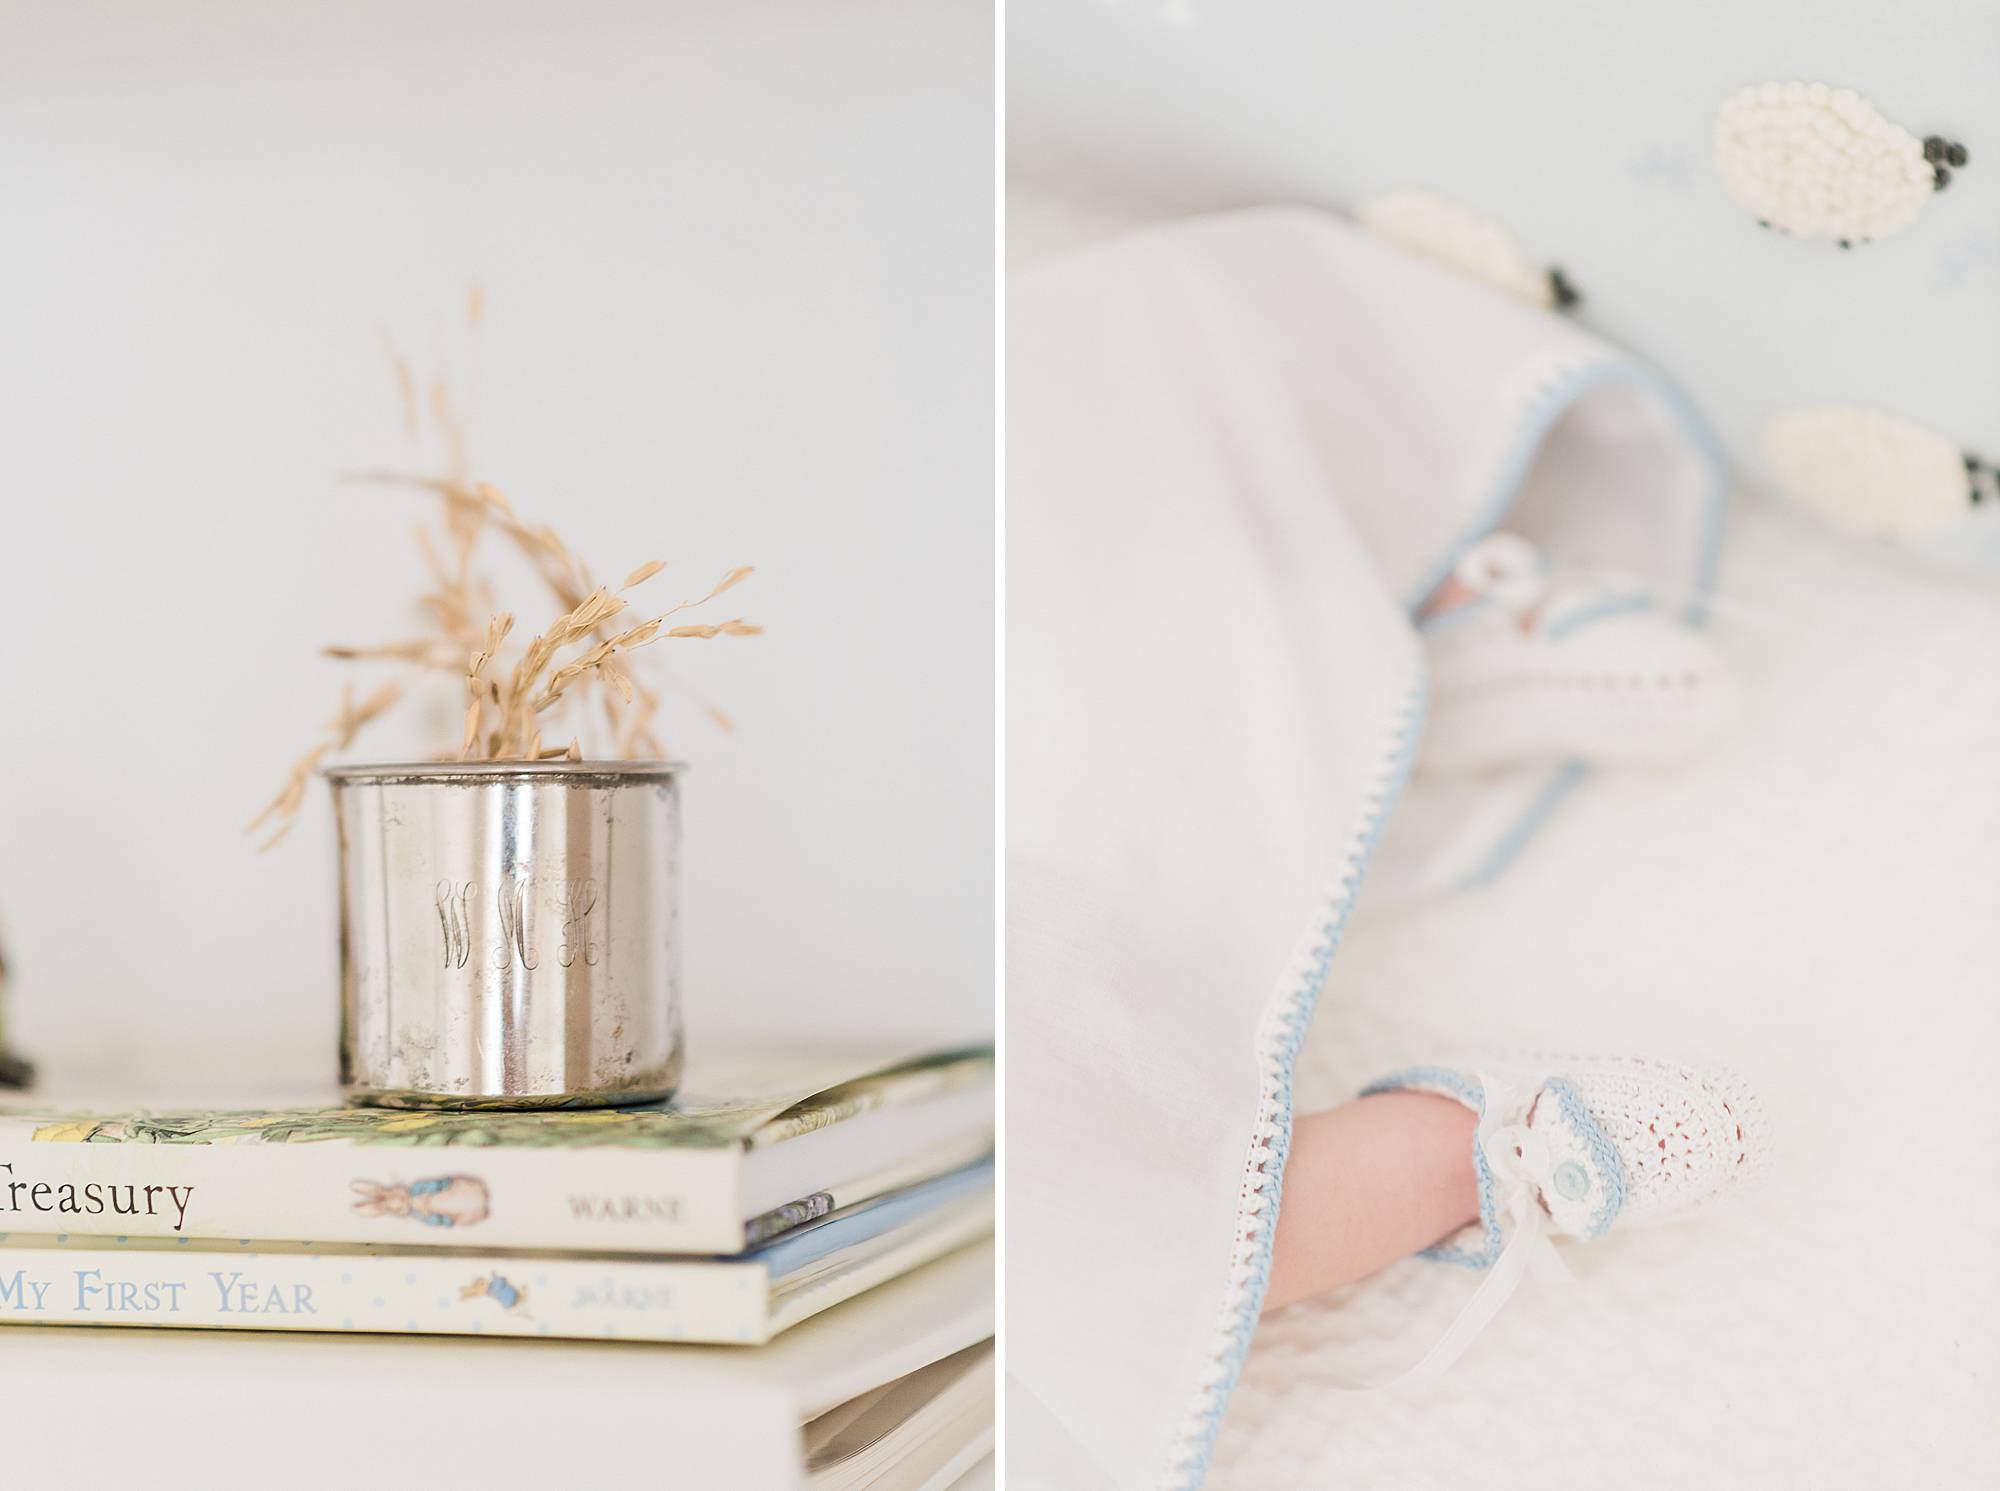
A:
1210,500,2000,1488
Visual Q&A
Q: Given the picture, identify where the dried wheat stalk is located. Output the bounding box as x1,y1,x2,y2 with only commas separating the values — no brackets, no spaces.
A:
252,301,758,848
247,682,407,849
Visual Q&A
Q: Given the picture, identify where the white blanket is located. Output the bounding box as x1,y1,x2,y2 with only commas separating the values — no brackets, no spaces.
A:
1007,208,1724,1489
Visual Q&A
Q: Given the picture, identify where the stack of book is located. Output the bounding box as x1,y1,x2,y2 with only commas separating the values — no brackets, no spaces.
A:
0,1044,994,1488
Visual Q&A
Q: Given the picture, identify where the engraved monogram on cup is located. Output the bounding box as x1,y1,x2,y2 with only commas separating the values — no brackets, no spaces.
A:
431,876,600,972
495,876,541,971
434,881,473,969
558,879,600,969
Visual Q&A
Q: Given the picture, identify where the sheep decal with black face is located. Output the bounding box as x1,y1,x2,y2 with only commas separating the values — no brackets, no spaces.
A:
1357,191,1581,310
1765,405,1995,551
1716,82,1969,247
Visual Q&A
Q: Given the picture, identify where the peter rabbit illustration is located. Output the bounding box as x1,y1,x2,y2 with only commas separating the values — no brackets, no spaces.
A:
350,1174,492,1228
459,1272,530,1316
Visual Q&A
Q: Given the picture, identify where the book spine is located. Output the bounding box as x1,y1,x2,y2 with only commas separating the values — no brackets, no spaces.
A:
742,1129,995,1246
0,1137,749,1254
0,1242,775,1343
0,1200,994,1346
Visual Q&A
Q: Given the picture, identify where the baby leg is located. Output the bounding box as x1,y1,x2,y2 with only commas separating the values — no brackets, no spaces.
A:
1265,1091,1479,1312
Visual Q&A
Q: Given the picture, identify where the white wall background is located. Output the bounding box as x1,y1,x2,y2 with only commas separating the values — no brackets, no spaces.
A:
0,0,993,1092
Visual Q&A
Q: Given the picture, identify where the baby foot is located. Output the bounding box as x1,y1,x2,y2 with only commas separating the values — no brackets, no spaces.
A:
1417,532,1735,774
1363,1053,1765,1266
1318,1054,1765,1387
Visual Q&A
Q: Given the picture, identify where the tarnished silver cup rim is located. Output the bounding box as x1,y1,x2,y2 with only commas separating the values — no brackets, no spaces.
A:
323,760,683,787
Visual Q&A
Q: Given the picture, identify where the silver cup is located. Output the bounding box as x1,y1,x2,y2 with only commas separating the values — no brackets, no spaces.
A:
327,761,683,1109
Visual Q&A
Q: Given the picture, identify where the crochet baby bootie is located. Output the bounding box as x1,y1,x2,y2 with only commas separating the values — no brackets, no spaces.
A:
1337,1055,1764,1387
1364,1053,1764,1266
1417,531,1735,774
